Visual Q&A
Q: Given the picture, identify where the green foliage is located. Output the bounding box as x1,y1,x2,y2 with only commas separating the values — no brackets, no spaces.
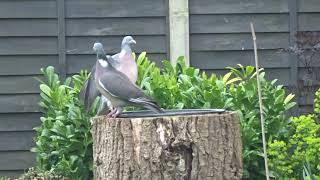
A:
33,66,95,180
136,53,232,110
226,65,296,179
135,53,296,179
268,114,320,179
314,88,320,114
35,53,296,179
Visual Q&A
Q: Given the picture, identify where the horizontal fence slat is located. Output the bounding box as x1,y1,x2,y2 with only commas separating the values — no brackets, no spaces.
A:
204,68,291,86
0,76,41,94
190,0,288,14
0,55,58,75
66,18,166,36
298,105,313,114
0,151,35,170
191,50,290,69
0,132,35,151
66,36,166,54
0,1,56,18
0,113,41,132
0,94,40,113
298,0,320,12
298,13,320,31
190,14,289,33
66,0,165,18
67,53,166,74
0,19,57,37
0,37,58,55
191,33,289,51
298,92,315,106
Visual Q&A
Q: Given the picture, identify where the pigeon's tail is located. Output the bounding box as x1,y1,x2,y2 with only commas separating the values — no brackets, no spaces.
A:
130,97,164,113
79,79,90,111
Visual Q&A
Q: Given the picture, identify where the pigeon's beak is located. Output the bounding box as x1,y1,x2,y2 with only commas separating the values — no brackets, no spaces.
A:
130,39,136,44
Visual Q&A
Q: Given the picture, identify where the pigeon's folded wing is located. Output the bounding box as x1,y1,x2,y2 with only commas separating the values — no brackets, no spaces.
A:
98,70,144,101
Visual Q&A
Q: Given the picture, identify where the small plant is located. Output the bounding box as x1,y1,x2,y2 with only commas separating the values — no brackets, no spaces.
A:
19,168,66,180
0,168,66,180
32,66,96,179
268,88,320,179
314,88,320,114
268,114,320,179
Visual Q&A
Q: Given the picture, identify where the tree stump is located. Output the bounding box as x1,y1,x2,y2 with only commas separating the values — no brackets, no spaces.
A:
91,111,242,180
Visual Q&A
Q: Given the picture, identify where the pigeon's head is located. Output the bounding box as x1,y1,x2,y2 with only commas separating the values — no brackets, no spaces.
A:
122,36,136,47
93,42,104,53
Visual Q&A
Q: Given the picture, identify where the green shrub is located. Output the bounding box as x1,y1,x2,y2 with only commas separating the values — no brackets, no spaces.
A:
268,88,320,179
315,88,320,114
32,67,96,179
268,114,320,179
135,53,295,179
226,65,296,179
136,53,232,109
34,53,296,179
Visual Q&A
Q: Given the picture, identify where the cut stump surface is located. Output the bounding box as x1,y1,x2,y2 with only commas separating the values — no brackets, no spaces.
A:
91,111,242,180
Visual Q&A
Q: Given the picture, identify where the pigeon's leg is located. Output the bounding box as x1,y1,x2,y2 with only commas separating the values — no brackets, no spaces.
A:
106,99,113,110
97,96,116,116
96,97,109,116
111,107,123,118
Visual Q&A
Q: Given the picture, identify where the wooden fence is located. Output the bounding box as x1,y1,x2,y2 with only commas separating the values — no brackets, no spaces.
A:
0,0,319,177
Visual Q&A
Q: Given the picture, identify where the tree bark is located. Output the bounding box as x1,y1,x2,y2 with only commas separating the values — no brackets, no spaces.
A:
91,111,242,180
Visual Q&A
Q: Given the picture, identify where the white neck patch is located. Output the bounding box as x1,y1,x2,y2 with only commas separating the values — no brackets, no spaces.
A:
98,59,108,67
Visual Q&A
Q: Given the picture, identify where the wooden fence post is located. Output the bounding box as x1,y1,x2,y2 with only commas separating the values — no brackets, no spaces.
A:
288,0,299,116
168,0,190,66
57,0,66,81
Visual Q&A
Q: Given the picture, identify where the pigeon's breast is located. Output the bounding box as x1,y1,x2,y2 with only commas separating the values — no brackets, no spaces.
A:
118,54,137,83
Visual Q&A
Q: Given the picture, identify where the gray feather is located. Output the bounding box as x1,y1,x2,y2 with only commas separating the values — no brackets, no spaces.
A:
79,54,121,112
94,43,162,114
79,66,100,111
129,97,164,113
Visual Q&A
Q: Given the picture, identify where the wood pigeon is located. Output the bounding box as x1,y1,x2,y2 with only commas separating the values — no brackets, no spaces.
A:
93,42,163,118
80,36,137,115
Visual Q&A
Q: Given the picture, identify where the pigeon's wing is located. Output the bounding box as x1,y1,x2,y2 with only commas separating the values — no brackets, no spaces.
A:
98,70,163,113
109,53,121,69
79,78,88,103
111,53,120,61
98,70,144,101
79,66,100,111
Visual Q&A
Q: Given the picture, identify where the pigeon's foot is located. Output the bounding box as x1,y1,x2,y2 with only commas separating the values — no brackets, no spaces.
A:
111,110,120,118
111,107,123,118
106,108,117,118
111,114,118,118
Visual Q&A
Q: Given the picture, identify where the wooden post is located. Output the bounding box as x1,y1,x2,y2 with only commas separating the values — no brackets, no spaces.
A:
288,0,299,116
168,0,190,66
91,112,242,180
57,0,66,81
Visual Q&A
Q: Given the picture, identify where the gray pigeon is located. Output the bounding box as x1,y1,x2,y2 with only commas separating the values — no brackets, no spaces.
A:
93,42,163,118
80,36,137,115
